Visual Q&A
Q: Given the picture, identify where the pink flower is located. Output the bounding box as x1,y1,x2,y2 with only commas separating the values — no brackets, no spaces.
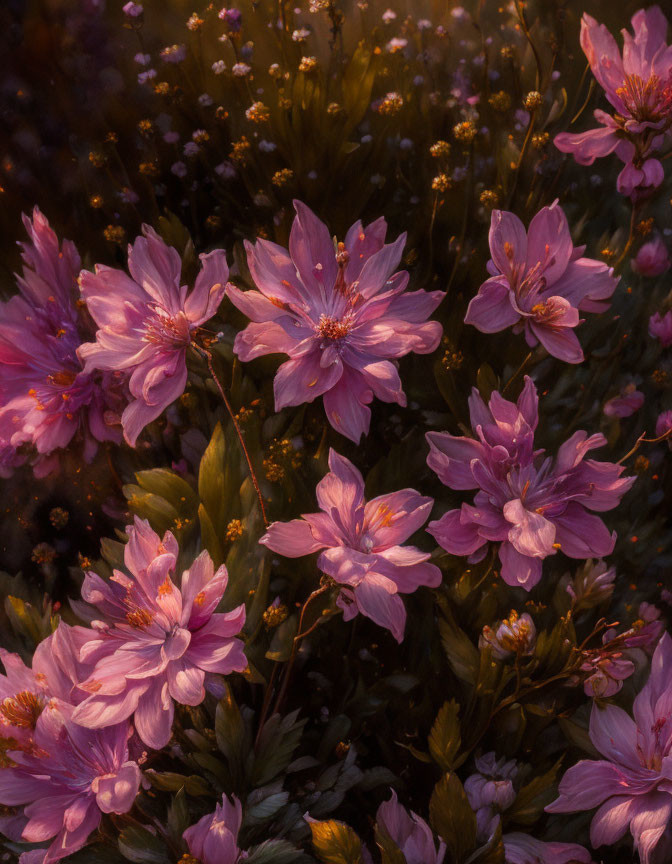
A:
0,624,140,864
656,409,672,437
260,449,441,643
649,310,672,347
554,7,672,197
0,702,140,864
0,209,124,474
464,203,618,363
579,652,635,699
632,236,670,276
547,633,672,864
603,384,645,417
227,201,443,443
465,752,518,840
479,610,536,660
183,794,246,864
71,517,246,750
78,226,229,445
123,1,143,14
502,833,593,863
426,377,634,591
376,790,446,864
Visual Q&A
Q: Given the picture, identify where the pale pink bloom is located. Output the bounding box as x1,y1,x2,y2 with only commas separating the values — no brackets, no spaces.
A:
479,611,536,660
260,449,441,643
465,202,618,363
649,310,672,347
0,209,124,474
580,652,635,699
426,377,634,591
71,517,246,750
603,383,645,417
465,752,517,841
376,790,446,863
78,226,229,445
554,7,672,198
632,236,670,276
547,633,672,864
227,201,443,442
123,1,143,15
656,409,672,437
183,794,246,864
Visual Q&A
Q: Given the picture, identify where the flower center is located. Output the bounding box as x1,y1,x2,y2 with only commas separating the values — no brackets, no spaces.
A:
0,691,44,729
317,313,353,341
616,73,672,123
143,309,192,347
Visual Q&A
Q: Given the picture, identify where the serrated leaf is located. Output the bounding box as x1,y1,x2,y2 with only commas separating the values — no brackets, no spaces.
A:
253,710,306,786
507,758,563,825
310,819,362,864
428,700,461,772
438,614,480,685
118,825,170,864
429,773,476,862
246,839,312,864
145,771,210,796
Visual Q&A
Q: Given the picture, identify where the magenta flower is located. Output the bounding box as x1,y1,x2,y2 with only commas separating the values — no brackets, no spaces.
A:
260,449,441,643
376,790,446,864
502,834,593,864
426,377,634,591
227,201,443,443
78,226,229,445
632,236,670,276
464,203,618,363
547,634,672,864
554,8,672,197
656,409,672,437
603,384,645,418
579,651,635,699
183,794,245,864
0,700,140,864
71,517,246,750
649,310,672,347
0,209,124,475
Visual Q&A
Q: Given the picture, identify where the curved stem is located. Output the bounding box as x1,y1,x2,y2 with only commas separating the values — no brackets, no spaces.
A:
192,343,269,528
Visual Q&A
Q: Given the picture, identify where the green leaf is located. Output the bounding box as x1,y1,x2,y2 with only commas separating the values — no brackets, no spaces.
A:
246,839,312,864
310,819,362,864
438,613,480,685
374,822,407,864
144,771,210,796
166,788,190,846
215,684,248,788
429,773,477,862
428,700,461,772
253,710,306,786
507,758,563,825
118,825,170,864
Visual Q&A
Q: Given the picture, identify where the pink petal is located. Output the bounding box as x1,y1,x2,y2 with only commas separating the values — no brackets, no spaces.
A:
289,200,338,295
364,489,434,547
427,508,487,557
274,351,343,410
133,677,174,749
167,659,205,705
525,202,573,285
489,210,527,283
92,762,141,814
498,542,542,591
353,573,406,643
464,277,519,333
322,368,373,442
127,226,183,312
260,519,326,557
184,250,228,324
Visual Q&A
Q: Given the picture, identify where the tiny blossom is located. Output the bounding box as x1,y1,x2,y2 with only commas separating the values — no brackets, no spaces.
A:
649,310,672,347
603,384,645,418
198,94,213,107
258,139,276,152
171,161,187,178
260,450,441,642
123,1,143,15
232,61,251,76
417,18,432,30
632,236,670,276
160,44,186,63
216,160,237,178
164,130,180,144
246,101,269,123
78,225,230,445
212,60,226,74
186,12,203,31
548,633,672,864
386,37,407,53
227,200,443,442
465,202,618,363
426,377,634,591
183,795,245,864
184,141,199,157
218,7,242,31
72,518,247,749
134,52,151,65
381,8,396,22
479,611,536,660
656,410,672,437
138,69,157,84
292,28,311,42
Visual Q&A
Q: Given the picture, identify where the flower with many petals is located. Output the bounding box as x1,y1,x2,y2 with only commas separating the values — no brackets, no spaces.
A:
464,202,618,363
260,450,441,642
376,790,446,863
71,517,246,750
603,383,645,418
426,377,634,591
78,227,230,445
183,794,245,864
547,633,672,864
227,201,443,443
0,209,125,475
554,7,672,197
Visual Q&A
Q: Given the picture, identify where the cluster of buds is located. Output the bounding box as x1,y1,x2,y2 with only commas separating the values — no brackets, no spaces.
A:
480,610,536,660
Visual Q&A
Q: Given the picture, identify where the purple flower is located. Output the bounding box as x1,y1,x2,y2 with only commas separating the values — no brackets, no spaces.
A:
603,384,645,418
649,310,672,347
426,377,634,591
464,203,618,364
218,8,242,31
71,517,246,750
632,236,671,276
502,833,593,863
0,209,124,474
183,794,245,864
123,1,143,15
656,409,672,437
227,201,443,443
260,449,441,643
554,8,672,198
479,610,536,660
566,559,616,610
376,790,446,864
547,633,672,864
78,226,229,445
579,651,635,699
465,752,518,840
